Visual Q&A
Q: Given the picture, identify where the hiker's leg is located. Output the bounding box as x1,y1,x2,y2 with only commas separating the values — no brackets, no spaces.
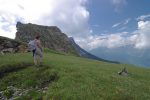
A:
32,49,36,57
34,55,38,65
37,54,43,66
39,52,43,64
36,56,40,65
34,51,39,66
36,48,43,65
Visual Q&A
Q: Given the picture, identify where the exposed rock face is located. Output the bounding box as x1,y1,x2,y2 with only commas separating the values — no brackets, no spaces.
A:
15,22,77,55
0,36,27,54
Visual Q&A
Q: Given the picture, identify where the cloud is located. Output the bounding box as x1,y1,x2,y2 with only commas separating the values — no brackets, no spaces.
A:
89,20,150,67
111,0,127,12
1,0,150,53
112,22,121,28
76,19,150,51
0,17,16,38
135,21,150,49
112,18,131,28
137,14,150,21
76,32,131,50
0,0,90,38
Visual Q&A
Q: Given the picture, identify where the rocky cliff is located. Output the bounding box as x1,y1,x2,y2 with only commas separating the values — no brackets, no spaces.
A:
0,36,27,54
15,22,77,55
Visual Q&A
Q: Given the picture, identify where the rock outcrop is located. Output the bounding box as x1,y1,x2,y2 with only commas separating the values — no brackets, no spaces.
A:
14,22,118,63
15,22,77,55
118,67,128,76
0,36,27,54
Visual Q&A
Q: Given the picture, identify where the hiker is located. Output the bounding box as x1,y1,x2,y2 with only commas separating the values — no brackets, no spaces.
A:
28,35,43,66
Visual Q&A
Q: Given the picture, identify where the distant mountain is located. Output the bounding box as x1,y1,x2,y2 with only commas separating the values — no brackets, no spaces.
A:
15,22,78,55
15,22,119,63
69,37,119,63
90,46,150,67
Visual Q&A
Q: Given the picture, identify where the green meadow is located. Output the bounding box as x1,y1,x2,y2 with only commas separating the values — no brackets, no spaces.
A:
0,50,150,100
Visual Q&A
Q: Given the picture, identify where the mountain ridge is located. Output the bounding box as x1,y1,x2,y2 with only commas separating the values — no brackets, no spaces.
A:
69,37,119,63
15,22,78,55
1,21,118,63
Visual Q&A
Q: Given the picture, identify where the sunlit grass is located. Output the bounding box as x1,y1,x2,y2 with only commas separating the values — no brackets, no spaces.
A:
0,50,150,99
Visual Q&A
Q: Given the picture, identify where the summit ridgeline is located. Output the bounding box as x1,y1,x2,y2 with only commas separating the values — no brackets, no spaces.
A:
15,22,77,55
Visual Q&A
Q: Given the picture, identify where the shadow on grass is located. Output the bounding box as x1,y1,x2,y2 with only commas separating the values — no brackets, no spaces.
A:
0,62,33,78
0,64,59,99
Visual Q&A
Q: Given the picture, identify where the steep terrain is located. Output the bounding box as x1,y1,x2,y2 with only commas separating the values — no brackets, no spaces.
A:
0,36,27,53
15,22,117,62
15,22,77,55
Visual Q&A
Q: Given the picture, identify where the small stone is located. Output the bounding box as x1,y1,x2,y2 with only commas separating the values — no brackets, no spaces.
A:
118,67,128,76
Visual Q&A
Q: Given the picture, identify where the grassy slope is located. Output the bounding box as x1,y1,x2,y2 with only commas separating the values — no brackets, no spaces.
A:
0,51,150,100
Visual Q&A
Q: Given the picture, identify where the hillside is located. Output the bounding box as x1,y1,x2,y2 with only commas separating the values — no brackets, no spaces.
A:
15,22,116,62
15,22,77,55
0,36,27,53
69,37,119,64
0,51,150,100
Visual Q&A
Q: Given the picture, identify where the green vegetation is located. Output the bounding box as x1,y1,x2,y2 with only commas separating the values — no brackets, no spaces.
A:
0,50,150,100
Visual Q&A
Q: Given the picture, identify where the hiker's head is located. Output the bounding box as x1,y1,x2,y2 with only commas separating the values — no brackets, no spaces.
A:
35,35,40,40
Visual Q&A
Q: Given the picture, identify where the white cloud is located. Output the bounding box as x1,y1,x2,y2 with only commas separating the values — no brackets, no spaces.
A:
0,20,16,38
76,32,132,50
112,18,131,28
0,0,90,39
76,20,150,51
135,21,150,49
112,22,121,28
1,0,150,53
137,14,150,21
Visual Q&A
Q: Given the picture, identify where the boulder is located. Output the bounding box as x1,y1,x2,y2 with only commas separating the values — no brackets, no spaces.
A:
118,67,128,76
0,36,27,54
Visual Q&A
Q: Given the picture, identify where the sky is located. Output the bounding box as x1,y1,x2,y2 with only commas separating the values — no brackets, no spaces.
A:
0,0,150,66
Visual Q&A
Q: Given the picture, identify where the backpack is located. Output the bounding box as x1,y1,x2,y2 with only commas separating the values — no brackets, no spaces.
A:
28,40,36,51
